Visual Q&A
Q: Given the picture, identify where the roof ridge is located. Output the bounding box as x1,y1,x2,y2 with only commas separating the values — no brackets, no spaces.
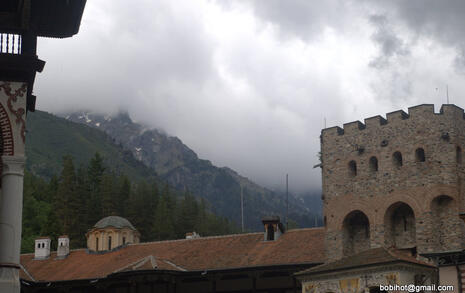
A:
132,232,263,246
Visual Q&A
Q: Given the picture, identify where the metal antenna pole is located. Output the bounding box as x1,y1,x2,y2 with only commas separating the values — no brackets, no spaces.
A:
286,174,289,230
241,185,244,233
447,85,449,104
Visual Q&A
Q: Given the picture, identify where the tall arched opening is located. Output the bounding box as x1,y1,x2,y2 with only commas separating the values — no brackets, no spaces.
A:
384,202,416,249
342,210,370,256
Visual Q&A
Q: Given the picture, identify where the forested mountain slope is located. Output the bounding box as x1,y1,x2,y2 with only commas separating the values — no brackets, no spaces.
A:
65,111,321,230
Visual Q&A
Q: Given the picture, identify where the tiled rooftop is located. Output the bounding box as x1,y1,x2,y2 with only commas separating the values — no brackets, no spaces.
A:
20,227,325,282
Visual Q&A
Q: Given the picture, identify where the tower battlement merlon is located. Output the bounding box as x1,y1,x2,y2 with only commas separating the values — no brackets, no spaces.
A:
321,126,344,137
385,109,409,122
364,115,387,128
439,104,465,117
407,104,435,117
342,120,366,134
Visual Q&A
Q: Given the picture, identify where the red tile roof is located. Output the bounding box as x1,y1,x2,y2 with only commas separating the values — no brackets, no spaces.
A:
20,227,325,282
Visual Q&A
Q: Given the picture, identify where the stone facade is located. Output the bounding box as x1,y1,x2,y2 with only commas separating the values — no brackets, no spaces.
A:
321,104,465,261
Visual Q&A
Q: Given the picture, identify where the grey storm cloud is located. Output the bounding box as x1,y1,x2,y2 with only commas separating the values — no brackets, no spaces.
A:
247,0,352,40
32,0,465,193
368,14,410,69
371,0,465,73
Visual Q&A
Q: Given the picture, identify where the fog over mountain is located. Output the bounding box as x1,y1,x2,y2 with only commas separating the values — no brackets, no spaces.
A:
33,0,465,192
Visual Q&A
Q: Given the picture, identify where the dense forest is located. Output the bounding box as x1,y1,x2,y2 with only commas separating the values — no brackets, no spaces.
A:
21,153,238,253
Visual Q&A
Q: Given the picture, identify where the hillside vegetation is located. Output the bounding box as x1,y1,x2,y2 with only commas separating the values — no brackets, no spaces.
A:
22,153,237,253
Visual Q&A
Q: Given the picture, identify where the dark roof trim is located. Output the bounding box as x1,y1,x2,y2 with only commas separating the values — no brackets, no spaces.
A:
295,260,436,277
22,262,322,286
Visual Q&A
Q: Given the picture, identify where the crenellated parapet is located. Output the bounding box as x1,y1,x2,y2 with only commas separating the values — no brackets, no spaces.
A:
322,104,465,139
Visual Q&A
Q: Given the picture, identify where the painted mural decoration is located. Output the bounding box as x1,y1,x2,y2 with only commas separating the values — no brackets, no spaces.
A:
0,82,27,144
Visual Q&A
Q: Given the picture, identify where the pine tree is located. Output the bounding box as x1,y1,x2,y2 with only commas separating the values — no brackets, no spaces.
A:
55,155,81,247
177,190,199,237
87,152,105,225
74,165,91,247
115,175,131,216
101,172,117,216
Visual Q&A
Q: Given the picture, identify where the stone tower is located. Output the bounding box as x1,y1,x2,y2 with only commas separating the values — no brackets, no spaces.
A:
321,104,465,261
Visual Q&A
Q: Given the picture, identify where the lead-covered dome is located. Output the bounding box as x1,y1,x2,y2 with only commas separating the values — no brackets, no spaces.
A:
94,216,136,230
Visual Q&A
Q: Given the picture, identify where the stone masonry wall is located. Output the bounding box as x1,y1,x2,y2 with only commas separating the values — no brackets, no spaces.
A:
321,104,465,261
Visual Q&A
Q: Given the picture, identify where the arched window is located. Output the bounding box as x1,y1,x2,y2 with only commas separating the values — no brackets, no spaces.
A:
123,237,126,245
415,148,425,162
392,152,403,167
369,156,378,172
37,243,40,249
457,146,462,164
348,160,357,177
108,236,112,250
96,237,99,251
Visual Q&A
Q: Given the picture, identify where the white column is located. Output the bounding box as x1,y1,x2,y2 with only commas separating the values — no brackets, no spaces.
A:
0,155,26,293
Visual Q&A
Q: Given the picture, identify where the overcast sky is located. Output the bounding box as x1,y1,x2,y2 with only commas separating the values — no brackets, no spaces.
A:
34,0,465,192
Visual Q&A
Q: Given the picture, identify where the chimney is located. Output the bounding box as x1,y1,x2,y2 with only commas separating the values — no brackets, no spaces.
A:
34,237,51,259
185,232,200,239
57,235,70,258
262,216,285,241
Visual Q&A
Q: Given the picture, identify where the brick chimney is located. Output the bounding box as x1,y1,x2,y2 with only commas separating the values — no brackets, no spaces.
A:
57,235,70,258
34,237,51,259
262,216,285,241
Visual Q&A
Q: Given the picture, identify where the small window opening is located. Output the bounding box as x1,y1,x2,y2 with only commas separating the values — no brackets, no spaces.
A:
415,148,425,162
348,160,357,177
108,236,112,250
60,242,63,247
266,224,275,241
96,238,99,251
37,243,40,249
369,156,378,172
123,237,126,245
393,152,403,167
457,147,462,164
